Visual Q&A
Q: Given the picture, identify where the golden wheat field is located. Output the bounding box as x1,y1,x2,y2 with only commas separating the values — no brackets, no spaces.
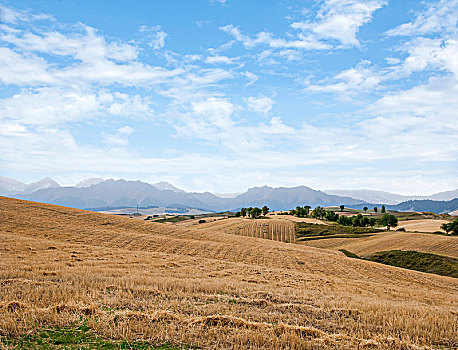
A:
301,231,458,259
395,219,450,233
1,197,457,349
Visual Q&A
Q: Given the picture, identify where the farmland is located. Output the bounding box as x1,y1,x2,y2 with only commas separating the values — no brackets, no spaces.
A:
301,230,458,259
237,220,296,243
1,197,457,349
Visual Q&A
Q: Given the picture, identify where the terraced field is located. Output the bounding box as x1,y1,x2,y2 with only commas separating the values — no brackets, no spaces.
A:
1,197,457,349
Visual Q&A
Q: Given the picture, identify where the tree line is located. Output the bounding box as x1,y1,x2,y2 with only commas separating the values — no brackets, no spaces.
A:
281,205,398,229
235,206,269,219
234,204,399,230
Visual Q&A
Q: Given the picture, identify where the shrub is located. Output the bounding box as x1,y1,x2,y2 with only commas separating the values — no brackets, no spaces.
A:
198,219,206,224
396,228,406,232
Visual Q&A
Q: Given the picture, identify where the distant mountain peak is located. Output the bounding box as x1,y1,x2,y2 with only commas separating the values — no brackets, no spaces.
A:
0,176,27,193
153,181,185,193
22,177,60,194
76,178,105,188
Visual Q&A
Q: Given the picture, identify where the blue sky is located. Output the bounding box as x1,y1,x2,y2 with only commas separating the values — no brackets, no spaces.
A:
0,0,457,194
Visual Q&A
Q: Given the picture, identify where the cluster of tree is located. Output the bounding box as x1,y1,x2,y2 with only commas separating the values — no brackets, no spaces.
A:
283,204,398,229
289,206,311,217
336,214,376,227
341,205,385,213
441,218,458,235
235,206,269,219
337,213,397,229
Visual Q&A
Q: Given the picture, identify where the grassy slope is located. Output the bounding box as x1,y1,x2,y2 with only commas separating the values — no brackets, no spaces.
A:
295,222,379,239
1,197,457,349
365,250,458,278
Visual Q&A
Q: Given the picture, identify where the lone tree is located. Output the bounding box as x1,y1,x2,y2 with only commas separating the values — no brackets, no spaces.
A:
373,207,378,213
340,205,345,212
381,205,386,213
363,206,368,212
379,214,398,230
441,218,458,235
261,205,269,216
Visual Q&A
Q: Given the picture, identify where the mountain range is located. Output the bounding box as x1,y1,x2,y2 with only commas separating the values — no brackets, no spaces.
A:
325,189,458,204
0,176,457,214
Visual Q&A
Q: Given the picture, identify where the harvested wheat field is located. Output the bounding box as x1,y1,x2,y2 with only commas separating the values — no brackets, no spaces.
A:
268,214,328,225
301,231,458,259
396,219,450,233
237,219,296,243
1,197,457,349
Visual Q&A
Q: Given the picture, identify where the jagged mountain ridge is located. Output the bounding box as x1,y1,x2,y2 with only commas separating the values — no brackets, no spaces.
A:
324,188,458,204
7,179,361,211
2,176,457,213
0,176,60,195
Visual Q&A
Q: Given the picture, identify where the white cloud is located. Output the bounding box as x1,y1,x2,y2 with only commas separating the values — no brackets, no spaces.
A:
307,60,384,95
102,126,134,146
220,25,331,50
278,49,301,61
0,24,182,87
221,0,386,52
245,96,274,116
386,0,458,37
241,72,258,86
259,117,295,135
0,47,54,85
0,3,54,24
292,0,387,47
400,37,458,75
0,87,154,126
139,25,168,49
210,0,227,5
205,55,238,64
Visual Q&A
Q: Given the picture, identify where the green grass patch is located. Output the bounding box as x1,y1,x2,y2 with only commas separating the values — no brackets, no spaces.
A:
393,212,440,221
297,234,374,241
339,249,361,259
364,250,458,278
155,216,190,223
295,222,379,238
0,324,194,349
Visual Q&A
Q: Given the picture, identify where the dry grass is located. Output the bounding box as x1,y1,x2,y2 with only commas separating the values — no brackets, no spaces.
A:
236,219,296,243
396,219,450,233
301,231,458,259
267,213,328,225
1,197,457,349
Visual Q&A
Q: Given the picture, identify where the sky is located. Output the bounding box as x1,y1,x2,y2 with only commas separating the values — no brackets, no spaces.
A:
0,0,457,195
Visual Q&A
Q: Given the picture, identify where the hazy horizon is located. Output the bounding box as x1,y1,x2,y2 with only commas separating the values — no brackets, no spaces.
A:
2,174,457,197
1,0,457,194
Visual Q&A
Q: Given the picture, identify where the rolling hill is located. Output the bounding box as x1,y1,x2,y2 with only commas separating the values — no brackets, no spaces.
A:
1,196,457,349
